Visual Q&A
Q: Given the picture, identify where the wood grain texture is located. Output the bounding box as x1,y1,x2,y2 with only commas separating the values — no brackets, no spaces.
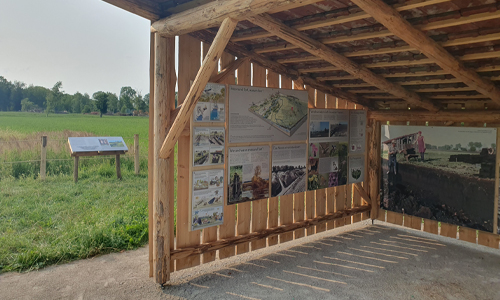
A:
176,35,201,271
315,91,327,233
152,34,175,284
151,0,324,36
251,63,269,251
160,18,237,159
305,87,316,236
171,205,371,260
236,60,252,255
423,218,439,235
478,231,500,249
293,192,306,239
247,13,438,112
334,185,346,228
369,110,500,123
459,227,477,244
351,0,500,105
386,210,403,226
210,57,249,84
148,30,155,278
440,223,458,239
368,120,381,220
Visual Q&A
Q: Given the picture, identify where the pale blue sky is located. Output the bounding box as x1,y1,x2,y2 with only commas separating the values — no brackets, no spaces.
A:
0,0,151,96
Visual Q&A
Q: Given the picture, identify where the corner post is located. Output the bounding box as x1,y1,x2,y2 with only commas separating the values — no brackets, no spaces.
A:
368,120,381,220
116,154,122,179
40,136,47,180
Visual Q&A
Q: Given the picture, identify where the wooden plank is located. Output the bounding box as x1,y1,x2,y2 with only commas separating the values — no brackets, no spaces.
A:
251,63,268,251
236,60,252,255
386,210,403,226
176,35,201,271
423,218,439,235
362,108,371,221
201,42,219,264
218,53,237,259
247,14,438,112
325,94,336,230
152,34,175,284
148,29,155,278
151,0,324,36
279,76,295,244
305,87,316,236
352,187,362,223
334,185,346,228
351,0,500,105
293,192,306,239
368,120,381,220
267,70,280,247
210,57,249,84
159,18,237,159
478,231,500,249
171,205,371,260
459,227,477,244
377,209,386,222
345,184,352,226
440,223,458,239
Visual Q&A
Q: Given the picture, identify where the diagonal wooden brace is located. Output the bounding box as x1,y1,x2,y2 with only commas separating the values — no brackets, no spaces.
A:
159,17,238,159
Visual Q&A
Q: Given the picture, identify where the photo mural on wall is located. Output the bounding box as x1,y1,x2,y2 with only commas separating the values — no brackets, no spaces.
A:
380,125,497,232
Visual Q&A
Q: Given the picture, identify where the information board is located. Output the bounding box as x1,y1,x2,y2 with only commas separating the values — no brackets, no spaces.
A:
191,169,225,231
68,137,128,153
228,85,308,143
349,110,367,154
271,144,307,197
193,83,226,123
193,127,225,166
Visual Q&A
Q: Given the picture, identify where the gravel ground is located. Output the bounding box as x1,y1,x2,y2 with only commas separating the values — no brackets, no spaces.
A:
1,220,500,300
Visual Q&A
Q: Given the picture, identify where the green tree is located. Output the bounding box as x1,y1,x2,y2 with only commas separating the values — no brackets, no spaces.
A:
492,143,496,150
106,92,119,113
474,142,482,149
455,143,461,151
21,98,37,112
46,81,63,116
93,91,108,118
119,86,136,112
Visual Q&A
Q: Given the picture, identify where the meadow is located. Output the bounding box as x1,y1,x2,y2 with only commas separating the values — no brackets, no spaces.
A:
0,112,176,272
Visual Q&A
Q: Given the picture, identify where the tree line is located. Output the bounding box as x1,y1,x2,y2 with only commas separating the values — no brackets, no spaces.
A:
0,76,150,117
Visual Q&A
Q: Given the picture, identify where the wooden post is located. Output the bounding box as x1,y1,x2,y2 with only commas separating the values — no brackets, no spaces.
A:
153,33,175,285
73,156,79,183
134,134,140,175
148,27,155,278
116,155,122,179
40,136,47,180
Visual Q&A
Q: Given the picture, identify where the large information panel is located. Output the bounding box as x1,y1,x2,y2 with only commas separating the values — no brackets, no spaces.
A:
68,137,128,153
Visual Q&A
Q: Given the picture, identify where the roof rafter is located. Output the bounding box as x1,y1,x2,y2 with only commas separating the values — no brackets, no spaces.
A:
188,30,375,109
247,13,439,112
351,0,500,105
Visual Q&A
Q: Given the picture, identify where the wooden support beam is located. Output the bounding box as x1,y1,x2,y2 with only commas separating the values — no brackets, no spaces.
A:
148,29,154,278
102,0,161,20
209,57,250,83
351,0,500,105
232,0,451,42
189,30,376,109
151,0,323,37
159,18,237,159
254,10,500,54
247,14,439,112
333,76,500,88
369,110,500,123
170,205,371,260
153,34,175,285
354,183,371,206
368,120,381,220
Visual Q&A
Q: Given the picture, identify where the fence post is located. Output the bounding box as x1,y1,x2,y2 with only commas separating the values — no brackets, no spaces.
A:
40,136,47,180
134,134,140,175
116,154,122,179
73,156,79,183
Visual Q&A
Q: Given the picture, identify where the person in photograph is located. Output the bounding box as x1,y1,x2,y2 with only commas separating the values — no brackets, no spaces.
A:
388,141,401,174
417,131,426,162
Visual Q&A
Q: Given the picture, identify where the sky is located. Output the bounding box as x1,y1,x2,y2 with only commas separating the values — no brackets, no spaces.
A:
0,0,152,96
382,125,497,148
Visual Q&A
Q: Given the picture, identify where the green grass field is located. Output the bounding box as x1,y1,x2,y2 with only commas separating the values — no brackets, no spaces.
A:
0,112,177,273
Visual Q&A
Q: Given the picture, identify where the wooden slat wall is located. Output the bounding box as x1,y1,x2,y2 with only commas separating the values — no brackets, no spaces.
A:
176,35,201,271
251,64,269,251
236,60,252,255
315,91,327,233
325,94,336,230
280,76,295,244
305,87,316,236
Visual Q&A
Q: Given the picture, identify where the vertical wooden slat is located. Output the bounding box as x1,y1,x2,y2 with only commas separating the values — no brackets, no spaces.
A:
251,63,269,251
362,109,371,221
148,30,155,278
176,35,201,271
478,231,500,249
352,105,362,223
305,87,316,236
236,60,252,255
153,34,175,284
315,91,327,233
440,223,457,239
459,227,477,244
423,218,439,235
201,42,219,264
267,70,280,247
493,128,500,233
386,210,403,226
293,192,306,239
325,94,336,230
368,120,381,220
218,52,237,259
345,184,352,226
377,209,386,222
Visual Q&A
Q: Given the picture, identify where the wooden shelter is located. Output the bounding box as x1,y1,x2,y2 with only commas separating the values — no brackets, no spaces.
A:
103,0,500,284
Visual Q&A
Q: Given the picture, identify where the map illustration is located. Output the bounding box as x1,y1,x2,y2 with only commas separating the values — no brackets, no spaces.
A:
248,92,308,137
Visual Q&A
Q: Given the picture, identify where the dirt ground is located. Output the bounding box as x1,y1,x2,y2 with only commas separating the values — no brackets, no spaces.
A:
2,220,500,300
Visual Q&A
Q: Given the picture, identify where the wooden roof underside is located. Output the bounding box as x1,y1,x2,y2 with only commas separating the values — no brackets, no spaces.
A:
104,0,500,111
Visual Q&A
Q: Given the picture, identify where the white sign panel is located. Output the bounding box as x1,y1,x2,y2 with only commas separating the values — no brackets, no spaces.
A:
193,127,225,167
191,169,225,231
349,110,367,154
193,83,226,123
228,85,308,143
68,137,128,153
348,155,365,184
